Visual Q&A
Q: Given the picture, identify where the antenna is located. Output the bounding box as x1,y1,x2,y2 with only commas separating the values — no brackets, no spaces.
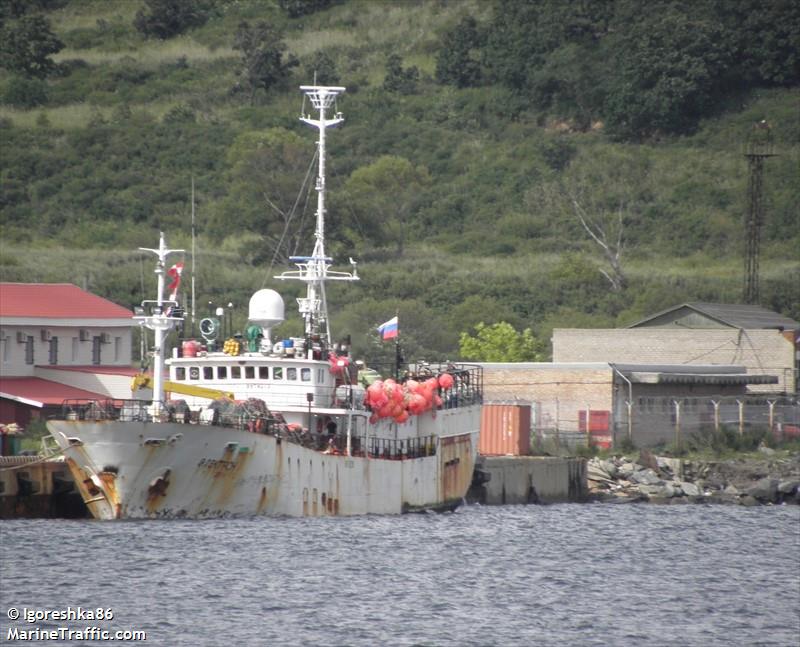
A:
136,232,185,412
743,121,776,304
275,85,358,348
191,176,196,336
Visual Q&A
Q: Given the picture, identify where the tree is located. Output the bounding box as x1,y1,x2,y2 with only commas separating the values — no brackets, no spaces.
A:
279,0,337,19
383,54,418,93
233,21,298,105
303,51,337,86
342,156,430,255
133,0,212,39
435,16,484,88
0,13,63,79
217,128,311,262
459,322,544,362
539,148,654,292
602,9,731,140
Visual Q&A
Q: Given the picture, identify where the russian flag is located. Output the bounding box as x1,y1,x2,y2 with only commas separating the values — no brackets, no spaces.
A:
378,316,398,341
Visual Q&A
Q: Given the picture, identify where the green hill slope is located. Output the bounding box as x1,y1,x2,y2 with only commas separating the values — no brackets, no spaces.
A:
1,0,798,363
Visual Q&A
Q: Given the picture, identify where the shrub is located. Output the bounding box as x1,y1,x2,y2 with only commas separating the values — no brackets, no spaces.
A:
1,76,47,107
134,0,213,39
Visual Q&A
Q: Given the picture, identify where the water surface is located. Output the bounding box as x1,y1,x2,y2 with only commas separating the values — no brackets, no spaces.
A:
2,504,798,646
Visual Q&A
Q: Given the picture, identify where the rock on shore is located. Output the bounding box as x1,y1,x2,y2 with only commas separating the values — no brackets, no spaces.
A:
587,448,800,506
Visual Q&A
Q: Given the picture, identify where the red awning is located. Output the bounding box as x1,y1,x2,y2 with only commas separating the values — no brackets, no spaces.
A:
0,377,106,408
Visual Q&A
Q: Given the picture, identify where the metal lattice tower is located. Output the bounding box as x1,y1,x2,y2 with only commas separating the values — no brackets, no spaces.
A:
743,121,776,304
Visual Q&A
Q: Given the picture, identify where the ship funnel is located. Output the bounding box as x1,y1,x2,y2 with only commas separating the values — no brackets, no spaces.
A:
248,289,285,349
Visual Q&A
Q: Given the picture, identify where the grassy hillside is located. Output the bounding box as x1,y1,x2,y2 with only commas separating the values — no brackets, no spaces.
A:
0,0,798,364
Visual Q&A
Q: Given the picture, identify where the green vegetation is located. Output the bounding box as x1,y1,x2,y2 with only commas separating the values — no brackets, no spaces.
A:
459,322,544,362
0,0,798,366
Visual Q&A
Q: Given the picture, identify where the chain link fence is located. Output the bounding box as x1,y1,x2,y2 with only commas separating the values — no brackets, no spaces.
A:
533,395,799,451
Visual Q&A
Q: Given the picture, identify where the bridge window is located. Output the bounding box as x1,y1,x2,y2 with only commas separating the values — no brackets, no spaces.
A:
189,367,200,381
231,366,241,379
301,368,311,382
203,366,213,380
259,366,269,379
287,367,297,381
245,366,255,379
217,366,227,379
317,369,324,383
175,367,186,380
273,367,283,380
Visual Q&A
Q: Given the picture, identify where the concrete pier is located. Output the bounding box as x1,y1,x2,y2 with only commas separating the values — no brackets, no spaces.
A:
0,456,86,518
468,456,588,505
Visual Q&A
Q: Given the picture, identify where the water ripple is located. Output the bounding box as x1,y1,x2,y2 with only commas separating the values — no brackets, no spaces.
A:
1,505,798,646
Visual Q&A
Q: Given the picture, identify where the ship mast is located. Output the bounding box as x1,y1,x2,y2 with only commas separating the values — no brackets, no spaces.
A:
275,85,358,350
136,232,184,414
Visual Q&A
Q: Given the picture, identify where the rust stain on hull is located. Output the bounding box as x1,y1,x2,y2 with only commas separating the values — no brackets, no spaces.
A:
64,457,117,519
440,433,475,504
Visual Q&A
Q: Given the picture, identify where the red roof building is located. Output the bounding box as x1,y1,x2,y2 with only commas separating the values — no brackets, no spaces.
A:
0,283,136,430
0,283,133,321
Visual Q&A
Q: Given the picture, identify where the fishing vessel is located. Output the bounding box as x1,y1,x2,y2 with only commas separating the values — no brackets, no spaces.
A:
46,85,483,519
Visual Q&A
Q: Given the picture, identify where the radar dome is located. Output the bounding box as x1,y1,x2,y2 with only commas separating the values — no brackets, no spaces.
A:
248,289,285,348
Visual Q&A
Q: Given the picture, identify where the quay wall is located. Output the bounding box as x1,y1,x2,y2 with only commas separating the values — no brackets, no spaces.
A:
469,456,587,505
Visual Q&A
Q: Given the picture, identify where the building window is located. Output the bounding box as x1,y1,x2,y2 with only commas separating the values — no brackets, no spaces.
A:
72,337,78,362
1,337,9,364
25,336,34,364
114,336,122,362
49,337,58,365
92,336,102,365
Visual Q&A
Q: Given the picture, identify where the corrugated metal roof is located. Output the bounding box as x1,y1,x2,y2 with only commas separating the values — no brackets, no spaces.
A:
0,377,106,407
0,283,133,319
627,372,779,386
627,302,799,330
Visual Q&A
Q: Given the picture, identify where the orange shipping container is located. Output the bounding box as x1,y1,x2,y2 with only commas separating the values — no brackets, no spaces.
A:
479,404,531,456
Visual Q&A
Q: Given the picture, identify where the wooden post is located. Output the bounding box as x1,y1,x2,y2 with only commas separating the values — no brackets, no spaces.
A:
737,399,744,436
585,404,591,449
626,400,633,443
711,400,720,434
767,400,776,440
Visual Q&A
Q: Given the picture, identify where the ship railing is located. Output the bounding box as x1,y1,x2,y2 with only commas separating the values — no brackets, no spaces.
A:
323,434,437,460
350,361,483,411
58,399,131,421
55,399,289,437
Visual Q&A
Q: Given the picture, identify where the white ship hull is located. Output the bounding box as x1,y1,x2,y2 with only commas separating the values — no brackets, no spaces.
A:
48,406,479,519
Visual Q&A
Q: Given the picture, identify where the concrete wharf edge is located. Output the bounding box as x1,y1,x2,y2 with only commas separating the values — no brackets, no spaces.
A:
467,456,588,505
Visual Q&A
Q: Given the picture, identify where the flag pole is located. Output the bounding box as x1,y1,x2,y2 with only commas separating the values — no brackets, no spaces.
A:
394,310,401,380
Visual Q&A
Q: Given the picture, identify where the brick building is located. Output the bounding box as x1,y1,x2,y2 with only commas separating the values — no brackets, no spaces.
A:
553,303,798,395
480,362,780,448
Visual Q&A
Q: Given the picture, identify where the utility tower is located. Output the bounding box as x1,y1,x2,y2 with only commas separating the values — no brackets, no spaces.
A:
743,120,776,304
